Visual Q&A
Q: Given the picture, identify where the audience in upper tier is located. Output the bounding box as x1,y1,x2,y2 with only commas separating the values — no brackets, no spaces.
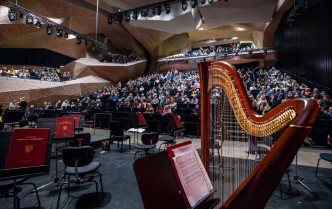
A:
0,66,72,82
100,51,139,64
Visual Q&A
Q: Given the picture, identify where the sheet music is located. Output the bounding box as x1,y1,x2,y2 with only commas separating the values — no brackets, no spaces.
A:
172,144,213,207
127,128,146,133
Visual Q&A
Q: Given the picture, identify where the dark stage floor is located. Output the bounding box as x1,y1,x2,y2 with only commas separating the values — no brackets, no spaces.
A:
1,142,332,209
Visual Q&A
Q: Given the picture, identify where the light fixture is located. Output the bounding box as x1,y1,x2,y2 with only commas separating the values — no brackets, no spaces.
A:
165,3,171,14
208,0,214,4
201,0,206,4
224,53,228,57
8,8,17,21
108,14,112,24
46,24,53,35
19,12,24,19
64,32,69,38
35,20,41,28
182,1,188,11
142,8,149,17
231,37,238,40
191,0,197,8
235,50,239,56
115,14,123,24
92,45,98,51
248,50,253,55
125,13,131,22
76,37,82,45
264,48,268,54
152,8,156,15
156,6,162,15
56,28,63,37
132,11,138,20
25,14,34,25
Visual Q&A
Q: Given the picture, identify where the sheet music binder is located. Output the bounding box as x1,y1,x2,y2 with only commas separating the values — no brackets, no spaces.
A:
133,143,219,209
0,129,52,180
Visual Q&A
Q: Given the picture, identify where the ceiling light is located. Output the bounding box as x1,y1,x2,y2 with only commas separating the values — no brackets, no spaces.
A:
26,14,34,25
156,6,162,15
152,8,156,15
208,0,214,4
64,32,69,38
201,0,206,4
108,14,112,24
165,3,171,14
142,8,149,17
46,24,53,35
92,45,98,51
56,28,63,37
232,37,238,40
8,8,17,21
191,0,197,8
76,37,82,45
125,13,130,22
115,14,123,24
35,21,41,28
182,1,188,11
132,11,138,20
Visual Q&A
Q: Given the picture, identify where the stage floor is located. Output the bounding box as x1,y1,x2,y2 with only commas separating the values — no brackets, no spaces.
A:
0,129,332,209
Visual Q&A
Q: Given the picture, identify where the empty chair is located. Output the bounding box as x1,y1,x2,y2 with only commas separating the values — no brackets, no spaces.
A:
315,153,332,176
57,146,104,209
134,132,159,160
109,121,131,153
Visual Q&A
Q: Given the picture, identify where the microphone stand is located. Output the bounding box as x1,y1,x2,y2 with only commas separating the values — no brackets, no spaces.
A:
293,154,313,193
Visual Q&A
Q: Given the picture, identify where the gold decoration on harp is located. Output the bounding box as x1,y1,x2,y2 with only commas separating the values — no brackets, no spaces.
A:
208,65,297,137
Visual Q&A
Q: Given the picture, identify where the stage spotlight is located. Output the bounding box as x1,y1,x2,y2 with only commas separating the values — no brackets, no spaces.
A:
132,11,138,20
224,53,228,57
35,21,41,28
64,32,69,38
201,0,206,4
115,14,123,24
108,14,112,24
125,13,131,22
152,8,156,15
19,12,24,19
264,48,268,54
156,6,162,15
46,24,53,35
8,8,17,21
165,3,171,14
56,28,63,37
235,51,239,56
182,1,188,11
76,37,82,45
92,45,98,51
208,0,214,4
191,0,197,8
249,50,253,55
26,14,34,25
142,8,149,17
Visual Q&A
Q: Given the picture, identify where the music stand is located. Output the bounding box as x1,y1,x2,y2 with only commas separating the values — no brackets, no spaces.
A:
133,151,219,209
2,111,26,129
129,112,147,144
0,129,52,209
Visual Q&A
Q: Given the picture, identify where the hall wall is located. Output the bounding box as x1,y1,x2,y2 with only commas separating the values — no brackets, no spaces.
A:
274,0,332,92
